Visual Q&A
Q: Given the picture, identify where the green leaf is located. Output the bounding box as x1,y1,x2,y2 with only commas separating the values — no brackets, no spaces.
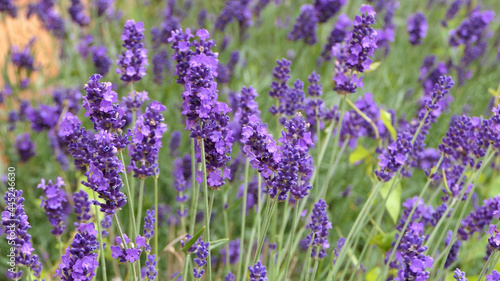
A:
182,226,205,253
380,178,401,224
380,109,397,140
366,61,381,73
369,231,396,252
226,198,243,212
209,238,230,251
349,145,370,164
365,267,381,281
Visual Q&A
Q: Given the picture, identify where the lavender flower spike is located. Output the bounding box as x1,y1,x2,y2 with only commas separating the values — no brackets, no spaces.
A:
407,12,428,45
116,19,149,82
0,0,17,17
307,199,333,259
249,261,267,281
128,101,167,178
314,0,345,23
38,177,70,236
287,4,318,45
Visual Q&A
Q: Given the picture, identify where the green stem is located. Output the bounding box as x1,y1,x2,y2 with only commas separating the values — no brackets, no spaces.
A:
58,235,63,258
93,193,108,281
189,139,199,235
136,179,145,234
119,151,138,236
154,175,159,266
309,256,320,281
301,243,313,281
253,198,278,264
283,203,300,279
182,255,190,281
223,192,231,274
244,175,263,280
237,159,250,281
345,97,380,144
115,212,139,281
200,139,212,281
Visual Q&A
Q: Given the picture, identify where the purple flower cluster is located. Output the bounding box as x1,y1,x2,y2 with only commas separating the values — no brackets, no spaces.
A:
407,12,427,45
173,157,189,218
249,261,267,281
320,14,351,62
128,101,167,178
27,0,66,38
55,223,99,281
453,268,467,281
58,112,92,170
332,5,378,94
110,234,147,263
2,190,43,280
15,133,36,162
146,254,157,280
487,271,500,281
37,177,70,236
81,131,127,215
287,4,318,45
11,38,36,72
267,114,314,200
393,223,433,281
215,0,252,32
116,20,149,83
91,46,112,76
314,0,345,23
375,131,414,182
220,239,240,265
0,0,17,17
69,0,89,26
83,74,126,131
73,190,92,226
306,199,332,259
144,209,155,239
152,49,171,84
192,240,209,279
458,195,500,241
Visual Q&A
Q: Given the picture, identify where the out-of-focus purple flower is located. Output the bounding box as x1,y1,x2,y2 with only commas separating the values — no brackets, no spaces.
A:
235,86,260,127
11,38,36,72
407,12,427,45
116,20,149,82
151,10,181,49
27,0,65,38
249,261,267,281
306,199,332,259
215,0,252,32
419,56,448,94
100,214,112,238
320,14,351,62
58,112,92,170
25,103,59,131
220,239,240,265
225,271,235,281
2,190,43,279
487,271,500,281
53,86,82,114
444,230,461,268
38,177,70,236
453,268,467,281
96,0,113,17
396,197,434,233
238,176,265,211
268,60,305,119
110,234,147,263
287,4,318,45
55,223,98,280
69,0,89,26
442,0,463,26
91,46,112,76
459,195,500,241
170,131,182,157
375,131,414,182
314,0,345,23
152,49,171,84
0,0,17,17
144,209,155,239
73,190,92,226
252,0,270,18
15,133,36,162
332,5,378,94
172,157,189,218
128,101,167,178
449,9,494,47
198,9,207,28
332,237,345,265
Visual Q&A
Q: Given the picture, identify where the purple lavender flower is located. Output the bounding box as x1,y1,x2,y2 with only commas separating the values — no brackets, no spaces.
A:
38,177,70,236
11,38,36,72
252,0,270,18
314,0,345,23
444,230,461,268
146,254,157,280
110,233,147,263
237,176,265,211
55,223,98,280
58,112,92,170
152,49,171,84
83,74,126,131
396,197,434,232
2,190,43,279
215,0,252,32
240,116,279,179
487,271,500,281
27,0,65,38
26,103,60,131
459,195,500,241
68,0,89,26
198,9,207,28
95,0,113,16
332,237,345,265
407,12,427,45
53,86,82,114
81,130,127,215
249,261,267,281
449,9,494,47
101,214,113,238
128,101,167,178
173,157,189,217
453,268,467,281
193,240,209,279
170,131,182,157
375,131,414,182
116,20,149,83
269,58,291,101
0,0,17,17
91,46,112,76
220,239,240,265
287,4,318,45
235,86,261,127
144,209,155,239
267,114,314,201
225,271,235,281
123,90,149,112
151,9,181,49
306,199,332,259
442,0,463,26
332,5,377,94
393,223,434,281
73,190,92,226
15,133,36,162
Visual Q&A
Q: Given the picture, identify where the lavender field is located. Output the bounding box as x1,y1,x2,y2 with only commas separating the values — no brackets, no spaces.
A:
1,0,500,280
